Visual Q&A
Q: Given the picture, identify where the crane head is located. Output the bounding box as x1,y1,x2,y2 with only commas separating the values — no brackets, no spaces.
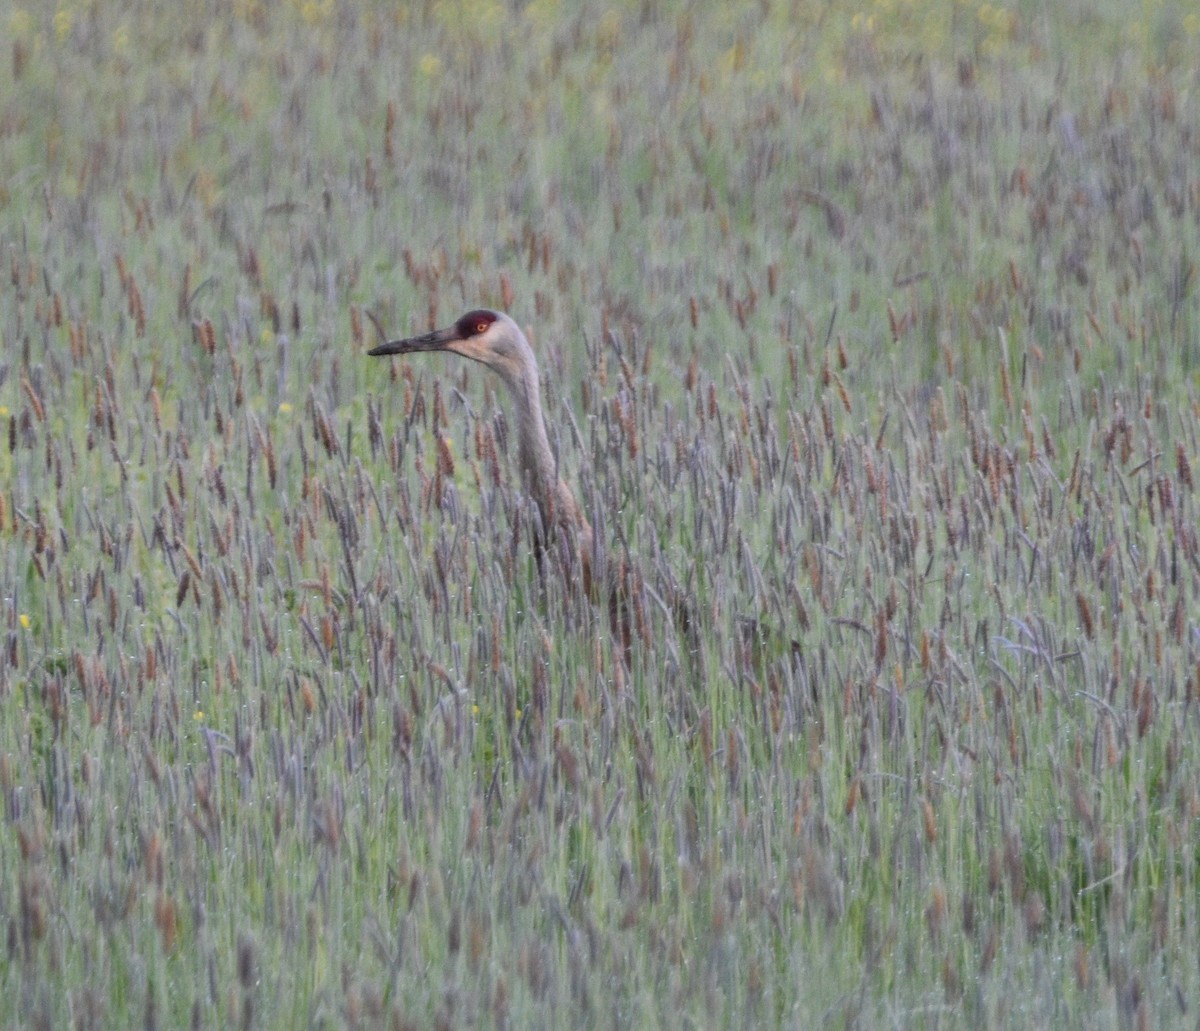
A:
369,309,535,393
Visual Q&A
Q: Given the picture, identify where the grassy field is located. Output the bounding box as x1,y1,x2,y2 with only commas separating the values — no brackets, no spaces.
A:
2,0,1199,1027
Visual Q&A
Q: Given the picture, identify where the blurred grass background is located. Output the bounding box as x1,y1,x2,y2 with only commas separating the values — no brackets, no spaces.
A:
1,1,1199,1027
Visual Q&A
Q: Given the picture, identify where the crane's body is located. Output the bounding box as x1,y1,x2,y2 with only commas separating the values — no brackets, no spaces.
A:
369,309,595,590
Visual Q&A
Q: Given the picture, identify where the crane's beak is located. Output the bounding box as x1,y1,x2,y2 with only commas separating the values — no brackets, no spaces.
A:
368,324,461,357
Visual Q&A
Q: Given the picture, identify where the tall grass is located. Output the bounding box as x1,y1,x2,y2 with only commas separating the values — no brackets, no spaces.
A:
1,1,1198,1027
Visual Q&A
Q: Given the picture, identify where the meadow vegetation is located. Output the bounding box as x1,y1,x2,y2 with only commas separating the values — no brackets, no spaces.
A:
1,0,1199,1027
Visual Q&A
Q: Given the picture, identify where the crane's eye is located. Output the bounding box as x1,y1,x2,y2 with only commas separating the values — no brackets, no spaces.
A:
457,310,497,339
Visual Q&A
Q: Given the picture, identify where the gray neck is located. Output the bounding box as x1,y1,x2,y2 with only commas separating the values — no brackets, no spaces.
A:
506,365,559,498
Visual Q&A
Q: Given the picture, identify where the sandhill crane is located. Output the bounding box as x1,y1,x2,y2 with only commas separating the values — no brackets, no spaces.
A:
369,307,702,674
369,308,598,594
366,313,825,694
